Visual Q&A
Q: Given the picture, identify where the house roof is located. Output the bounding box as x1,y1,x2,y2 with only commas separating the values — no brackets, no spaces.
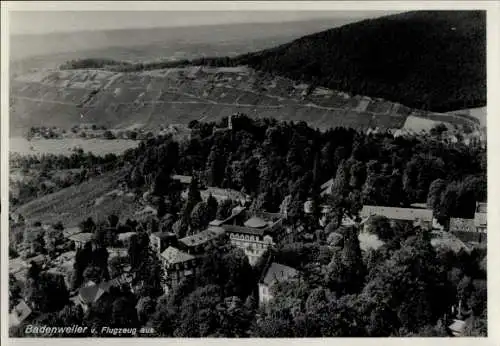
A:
448,319,467,336
222,224,267,237
151,231,176,240
179,227,225,248
63,227,82,238
244,216,268,228
160,246,195,264
262,262,299,286
474,212,487,227
320,178,334,195
78,273,133,305
202,187,248,201
450,218,476,233
78,284,106,305
118,232,137,241
172,175,193,184
360,205,433,222
409,203,429,209
27,254,47,266
209,219,224,226
476,202,487,213
68,232,94,243
9,300,32,326
135,206,158,216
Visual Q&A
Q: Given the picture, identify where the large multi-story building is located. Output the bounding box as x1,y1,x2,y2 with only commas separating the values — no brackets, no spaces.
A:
212,207,286,266
160,246,198,290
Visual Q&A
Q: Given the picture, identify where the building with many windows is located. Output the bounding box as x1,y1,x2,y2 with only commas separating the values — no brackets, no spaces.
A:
160,246,198,290
214,208,286,266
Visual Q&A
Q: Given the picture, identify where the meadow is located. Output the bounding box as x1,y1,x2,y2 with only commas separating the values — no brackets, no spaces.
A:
10,137,139,156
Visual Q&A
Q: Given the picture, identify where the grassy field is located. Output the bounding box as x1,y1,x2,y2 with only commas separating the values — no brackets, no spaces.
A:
10,137,139,156
14,170,138,228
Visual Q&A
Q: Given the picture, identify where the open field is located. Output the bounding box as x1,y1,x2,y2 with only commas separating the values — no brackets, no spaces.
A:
13,171,138,228
10,137,139,156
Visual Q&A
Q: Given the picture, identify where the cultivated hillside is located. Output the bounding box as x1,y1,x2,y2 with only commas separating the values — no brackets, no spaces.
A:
13,170,136,227
229,11,486,112
9,66,405,134
10,65,478,136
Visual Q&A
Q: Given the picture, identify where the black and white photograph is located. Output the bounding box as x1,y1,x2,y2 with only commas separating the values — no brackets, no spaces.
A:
2,1,496,341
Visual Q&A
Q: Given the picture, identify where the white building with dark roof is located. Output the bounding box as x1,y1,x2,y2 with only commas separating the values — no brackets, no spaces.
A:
258,263,299,306
178,227,226,254
360,205,433,230
220,211,285,266
68,232,94,250
160,247,197,289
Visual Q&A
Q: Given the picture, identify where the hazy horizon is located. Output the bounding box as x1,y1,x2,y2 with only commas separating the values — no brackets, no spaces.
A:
9,10,400,36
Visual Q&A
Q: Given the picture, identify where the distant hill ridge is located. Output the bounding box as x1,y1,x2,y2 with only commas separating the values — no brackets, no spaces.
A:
10,11,485,133
229,10,486,113
57,11,486,113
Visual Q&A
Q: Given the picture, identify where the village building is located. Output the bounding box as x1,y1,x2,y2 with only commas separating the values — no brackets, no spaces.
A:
160,246,197,290
149,231,177,255
63,227,83,239
258,262,299,306
320,178,335,197
449,202,487,243
360,205,433,231
73,273,133,312
172,174,193,186
67,232,94,250
9,300,33,327
117,231,137,247
177,227,226,255
213,208,285,266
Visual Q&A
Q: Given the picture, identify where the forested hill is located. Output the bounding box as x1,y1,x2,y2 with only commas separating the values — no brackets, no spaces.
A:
229,11,486,113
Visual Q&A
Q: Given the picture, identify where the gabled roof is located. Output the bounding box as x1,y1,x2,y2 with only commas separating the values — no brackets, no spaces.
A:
360,205,433,222
320,178,334,196
160,246,196,264
68,232,94,243
9,300,32,327
78,284,105,305
179,227,225,248
448,319,467,336
262,262,299,286
78,273,133,305
209,219,224,226
63,227,82,238
244,216,268,228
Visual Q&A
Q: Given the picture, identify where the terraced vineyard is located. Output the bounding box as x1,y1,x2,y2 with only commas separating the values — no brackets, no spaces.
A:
10,66,415,134
10,65,481,136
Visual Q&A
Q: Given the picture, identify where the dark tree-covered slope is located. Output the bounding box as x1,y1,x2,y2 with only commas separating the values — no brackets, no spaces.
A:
232,11,486,112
